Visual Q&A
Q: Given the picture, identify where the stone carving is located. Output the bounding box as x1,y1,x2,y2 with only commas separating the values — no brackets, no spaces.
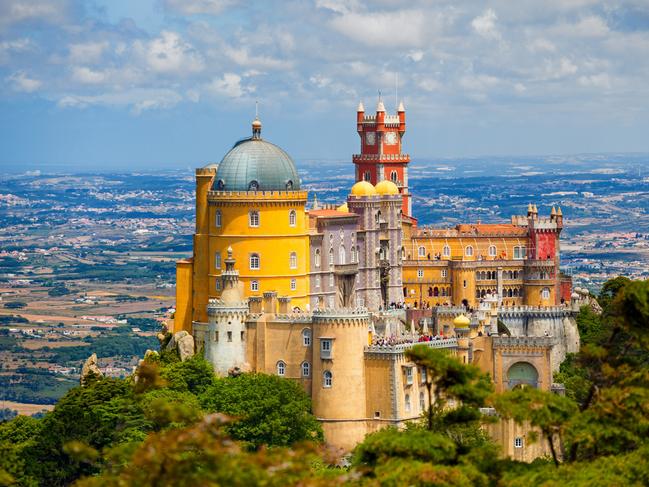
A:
80,353,103,386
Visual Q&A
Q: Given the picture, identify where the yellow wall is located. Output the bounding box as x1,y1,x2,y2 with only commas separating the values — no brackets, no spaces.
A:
173,259,193,333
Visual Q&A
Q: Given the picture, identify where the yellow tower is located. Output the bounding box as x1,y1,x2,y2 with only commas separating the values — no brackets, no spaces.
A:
453,314,471,364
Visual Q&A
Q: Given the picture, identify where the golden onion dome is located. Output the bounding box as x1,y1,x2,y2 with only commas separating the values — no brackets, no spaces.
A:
375,180,400,195
453,314,471,328
336,202,349,212
350,180,377,196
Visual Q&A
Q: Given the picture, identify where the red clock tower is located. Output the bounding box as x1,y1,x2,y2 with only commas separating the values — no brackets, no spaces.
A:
353,98,412,217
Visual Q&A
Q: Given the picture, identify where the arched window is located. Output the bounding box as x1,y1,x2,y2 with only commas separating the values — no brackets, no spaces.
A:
541,287,550,299
289,252,297,269
215,252,221,269
375,211,381,224
339,245,346,265
465,246,474,257
488,245,496,257
301,361,310,377
443,245,450,257
215,210,222,228
302,329,311,346
507,362,539,389
250,280,259,292
290,278,297,290
328,248,334,266
364,171,371,181
418,246,426,257
314,248,321,267
441,287,446,297
419,391,425,411
289,209,297,227
249,210,260,227
390,170,398,182
350,246,357,263
277,361,286,376
433,287,439,297
405,394,411,412
428,287,433,297
513,288,519,297
249,253,260,270
248,180,259,191
323,370,333,388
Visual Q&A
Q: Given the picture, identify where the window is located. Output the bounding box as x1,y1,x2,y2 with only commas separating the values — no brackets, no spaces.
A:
215,210,222,228
301,361,310,377
315,275,320,288
329,274,334,287
488,245,496,257
323,370,333,388
405,367,414,385
302,329,311,346
514,247,521,259
249,210,260,227
241,331,245,341
289,252,297,269
465,245,474,257
251,280,259,292
327,295,334,308
277,361,286,376
364,171,371,182
321,338,332,359
227,331,232,342
289,209,297,227
351,246,357,263
215,252,221,269
541,287,550,299
249,253,260,270
290,278,297,291
216,280,221,291
214,331,218,342
315,249,321,268
375,211,381,224
420,367,427,383
339,245,346,265
405,394,411,412
329,248,334,266
442,269,448,278
417,269,424,279
463,280,467,288
443,245,450,257
390,170,398,182
419,391,425,410
514,437,523,448
418,246,426,257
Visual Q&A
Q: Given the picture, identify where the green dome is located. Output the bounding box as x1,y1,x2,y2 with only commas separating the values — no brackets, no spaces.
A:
213,120,300,192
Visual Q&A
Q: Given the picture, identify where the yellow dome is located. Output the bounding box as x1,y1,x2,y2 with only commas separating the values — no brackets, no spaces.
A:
453,314,471,328
336,203,349,212
350,180,377,196
375,180,400,195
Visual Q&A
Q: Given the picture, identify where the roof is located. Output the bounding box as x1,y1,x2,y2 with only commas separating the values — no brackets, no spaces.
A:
309,209,356,218
415,223,527,238
213,121,300,192
351,180,377,196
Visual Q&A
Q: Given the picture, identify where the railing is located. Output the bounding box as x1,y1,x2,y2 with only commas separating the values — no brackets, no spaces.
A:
365,337,458,354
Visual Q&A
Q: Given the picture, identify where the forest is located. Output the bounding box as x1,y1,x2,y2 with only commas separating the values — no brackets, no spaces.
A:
0,276,647,486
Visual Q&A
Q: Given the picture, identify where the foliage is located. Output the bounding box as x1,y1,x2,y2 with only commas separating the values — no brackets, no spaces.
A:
3,301,26,309
597,275,631,309
125,317,160,331
160,354,216,395
47,285,70,297
200,373,324,449
0,415,42,486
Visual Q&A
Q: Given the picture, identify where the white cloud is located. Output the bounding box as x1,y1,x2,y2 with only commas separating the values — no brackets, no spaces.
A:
578,73,611,89
471,9,500,40
0,38,33,63
0,0,68,29
328,9,431,48
528,38,556,53
223,46,291,70
407,50,424,62
542,57,578,80
162,0,236,15
71,66,107,84
417,78,442,92
134,31,204,74
68,41,109,64
6,71,41,92
57,88,183,113
315,0,361,15
206,73,251,98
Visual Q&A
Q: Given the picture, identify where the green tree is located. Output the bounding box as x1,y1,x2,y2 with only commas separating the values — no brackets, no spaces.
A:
159,354,216,396
199,373,323,449
0,415,42,486
597,275,631,309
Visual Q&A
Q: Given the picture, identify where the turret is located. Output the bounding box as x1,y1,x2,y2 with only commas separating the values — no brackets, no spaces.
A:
397,100,406,134
376,97,385,130
357,101,365,130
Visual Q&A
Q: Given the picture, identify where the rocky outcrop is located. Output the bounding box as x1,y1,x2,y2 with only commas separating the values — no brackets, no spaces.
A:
587,297,603,315
165,330,195,361
80,353,103,386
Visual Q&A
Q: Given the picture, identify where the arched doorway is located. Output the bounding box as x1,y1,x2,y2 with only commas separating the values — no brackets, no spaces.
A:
507,362,539,389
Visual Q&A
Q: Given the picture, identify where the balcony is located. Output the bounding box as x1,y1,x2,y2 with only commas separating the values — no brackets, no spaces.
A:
333,262,358,276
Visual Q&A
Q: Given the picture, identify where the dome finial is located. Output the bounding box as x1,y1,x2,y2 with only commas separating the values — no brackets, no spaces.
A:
252,101,262,139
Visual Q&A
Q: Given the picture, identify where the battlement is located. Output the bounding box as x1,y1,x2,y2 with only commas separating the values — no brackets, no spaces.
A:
365,337,458,355
353,154,410,162
497,305,573,318
208,190,308,201
312,307,370,323
492,336,556,349
196,167,218,176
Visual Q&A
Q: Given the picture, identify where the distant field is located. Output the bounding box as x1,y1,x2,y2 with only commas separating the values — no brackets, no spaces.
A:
1,400,54,415
21,340,89,350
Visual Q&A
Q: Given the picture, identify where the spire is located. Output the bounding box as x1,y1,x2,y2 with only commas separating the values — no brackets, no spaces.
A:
252,101,262,139
398,100,405,112
532,204,538,214
220,247,242,304
376,91,385,112
357,101,365,112
312,193,320,210
551,206,557,216
557,206,563,216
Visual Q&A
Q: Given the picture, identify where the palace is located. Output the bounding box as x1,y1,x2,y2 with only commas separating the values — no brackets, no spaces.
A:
172,100,580,458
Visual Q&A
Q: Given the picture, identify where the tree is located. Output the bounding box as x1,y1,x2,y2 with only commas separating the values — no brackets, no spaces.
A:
199,373,323,449
493,387,577,467
597,275,631,309
0,415,42,486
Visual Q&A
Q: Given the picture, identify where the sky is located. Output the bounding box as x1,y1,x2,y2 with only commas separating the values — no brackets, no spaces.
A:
1,0,649,171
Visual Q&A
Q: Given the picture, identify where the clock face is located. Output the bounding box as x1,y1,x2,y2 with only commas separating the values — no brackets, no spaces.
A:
365,131,376,145
384,131,398,145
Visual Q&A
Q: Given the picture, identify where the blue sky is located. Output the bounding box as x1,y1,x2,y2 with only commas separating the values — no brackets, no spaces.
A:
1,0,649,171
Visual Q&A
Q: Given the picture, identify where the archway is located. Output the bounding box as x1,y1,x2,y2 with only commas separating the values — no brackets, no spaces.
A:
507,362,539,389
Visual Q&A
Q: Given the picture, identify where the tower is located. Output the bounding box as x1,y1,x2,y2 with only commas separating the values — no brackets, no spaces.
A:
204,247,249,376
354,98,412,217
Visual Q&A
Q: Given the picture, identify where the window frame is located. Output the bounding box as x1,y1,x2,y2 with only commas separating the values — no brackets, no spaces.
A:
288,209,297,227
250,280,259,292
215,251,221,269
248,210,260,228
290,278,297,291
323,370,333,388
215,209,222,228
443,245,451,257
302,328,311,347
289,251,298,269
301,361,310,377
249,253,260,270
276,361,286,376
418,246,426,257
